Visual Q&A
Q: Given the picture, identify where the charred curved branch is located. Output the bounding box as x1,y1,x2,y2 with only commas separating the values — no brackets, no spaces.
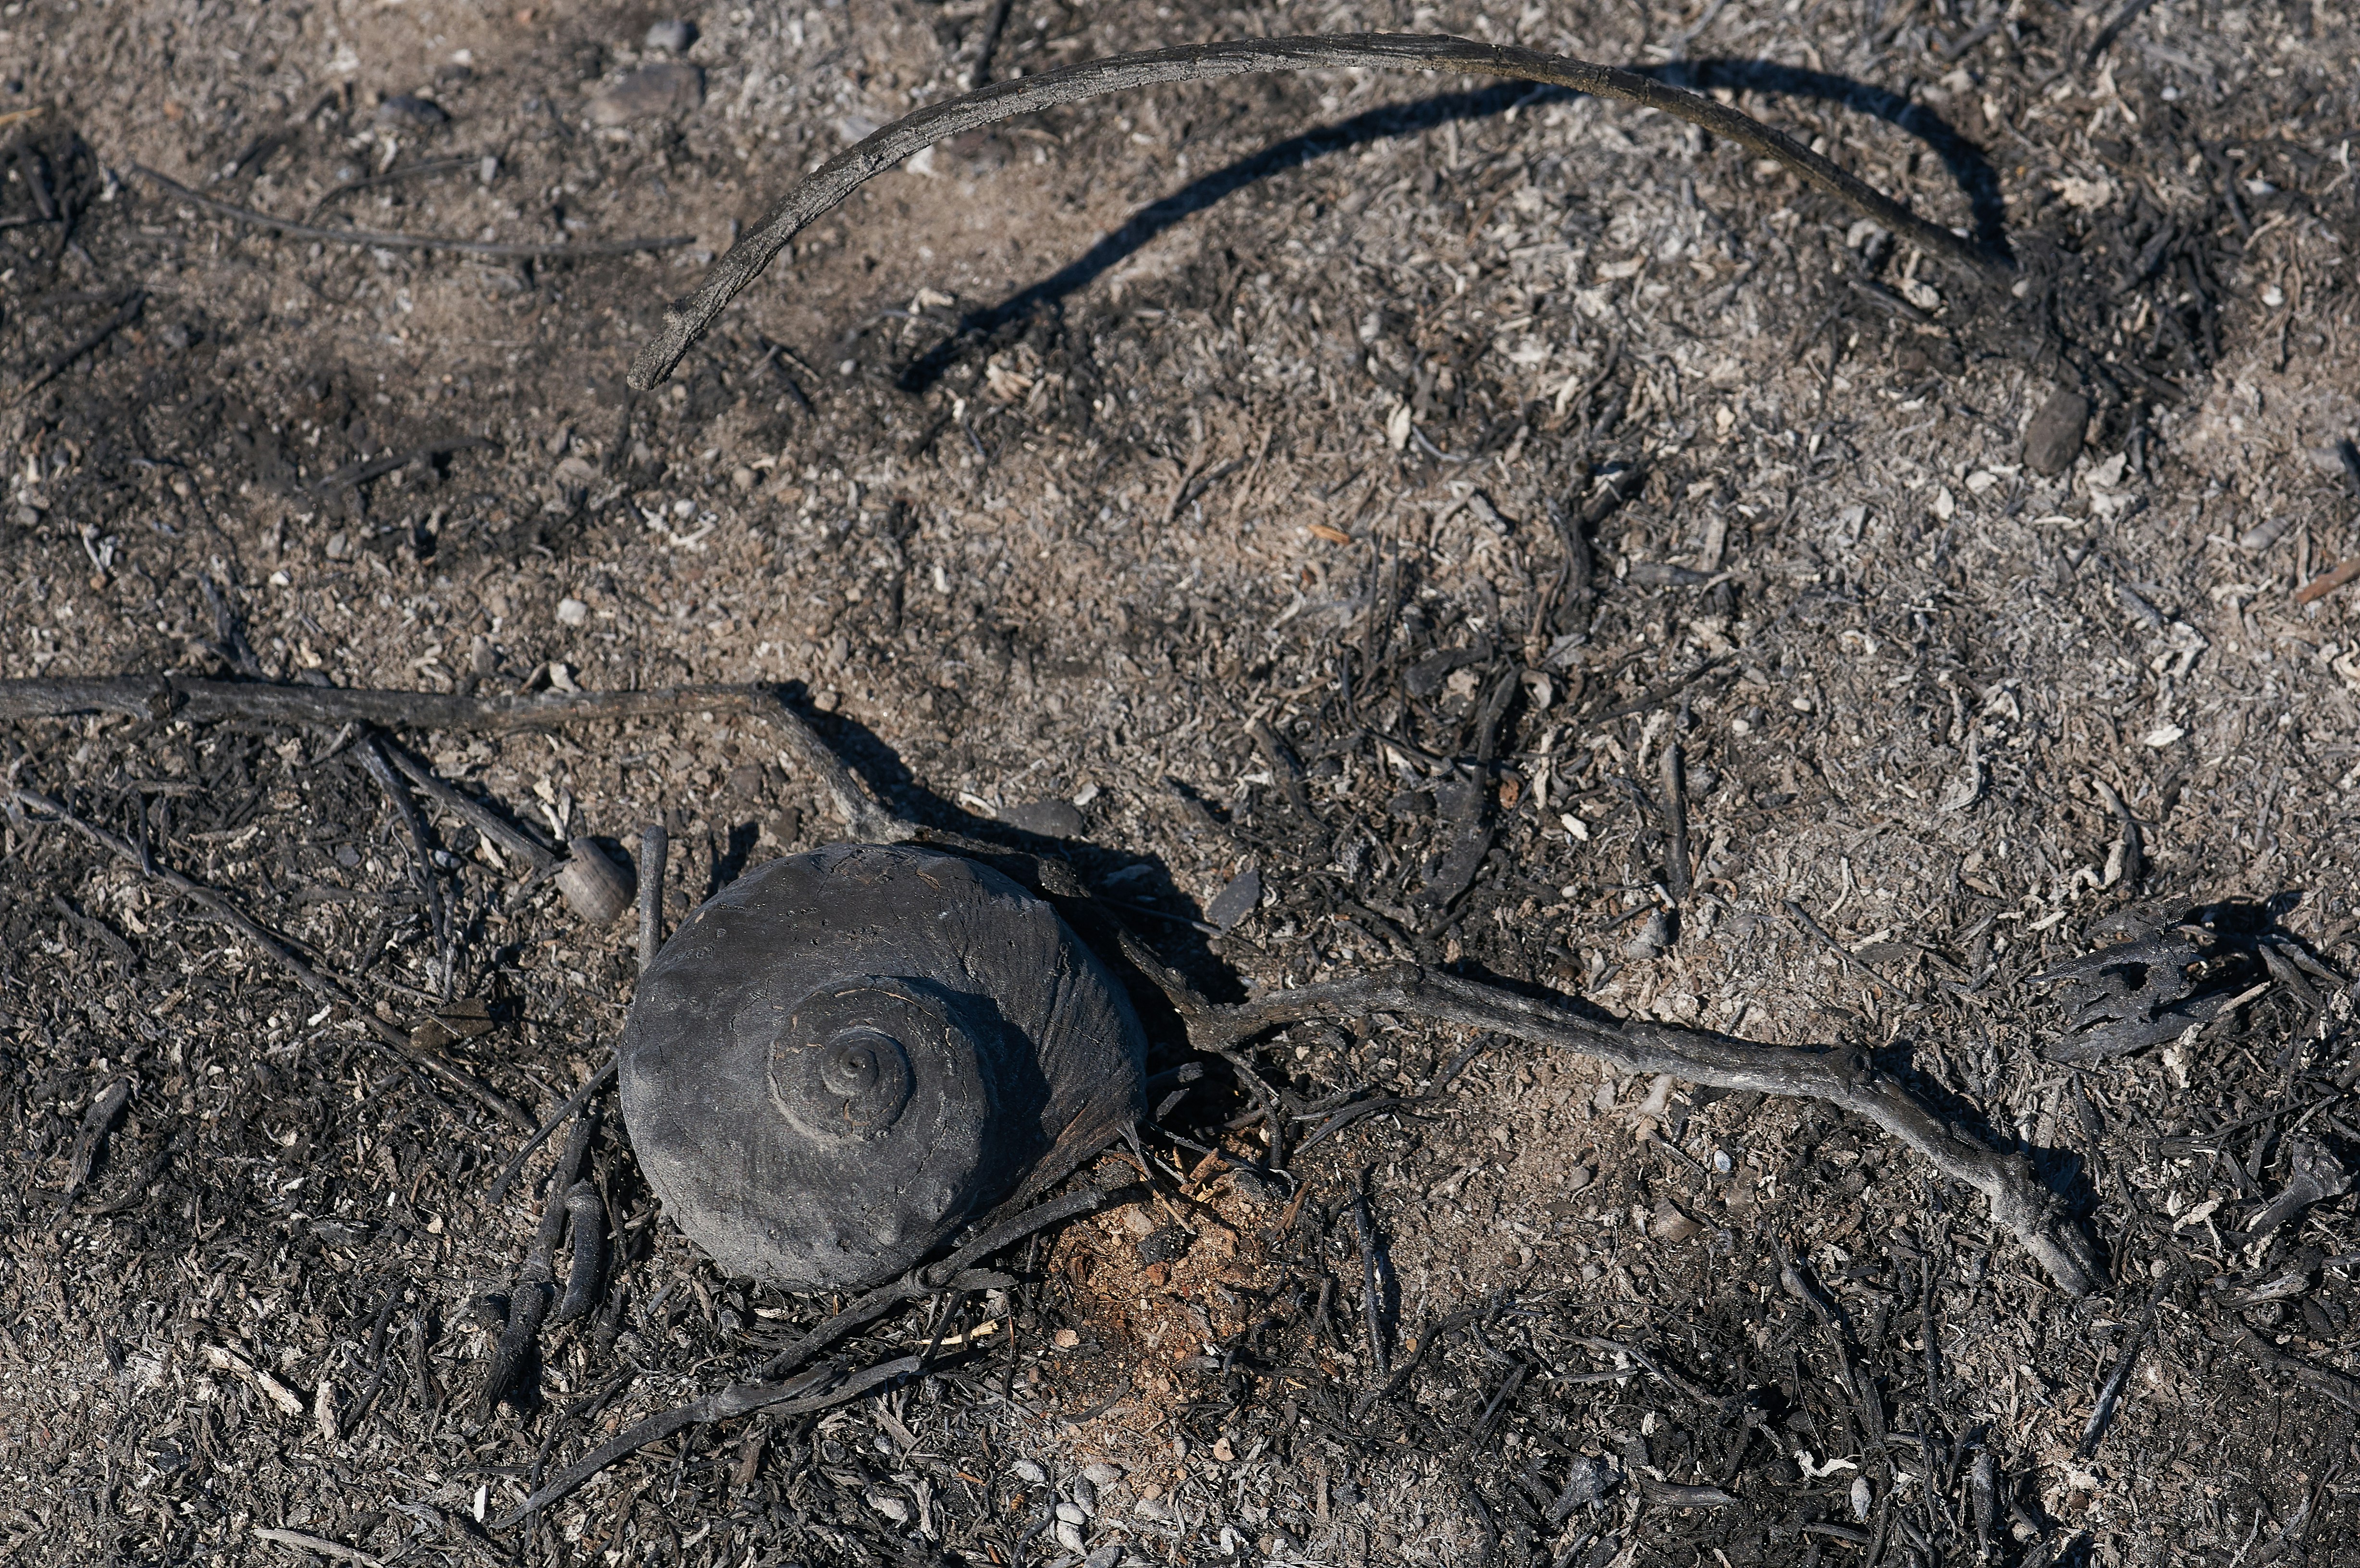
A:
1198,963,2102,1296
0,674,910,844
628,32,2007,390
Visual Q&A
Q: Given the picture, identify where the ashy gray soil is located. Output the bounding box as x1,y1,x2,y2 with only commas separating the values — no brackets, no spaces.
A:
5,0,2360,1566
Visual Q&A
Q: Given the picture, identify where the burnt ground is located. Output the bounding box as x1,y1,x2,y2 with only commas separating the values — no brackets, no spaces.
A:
5,0,2360,1564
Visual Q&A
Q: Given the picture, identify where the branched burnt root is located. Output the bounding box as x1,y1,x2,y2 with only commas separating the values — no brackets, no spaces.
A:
627,32,2008,390
1198,963,2104,1296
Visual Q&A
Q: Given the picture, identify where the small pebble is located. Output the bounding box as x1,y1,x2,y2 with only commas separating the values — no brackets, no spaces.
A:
1206,868,1261,932
1082,1462,1125,1486
1055,1502,1086,1526
731,466,756,491
2023,386,2089,476
590,62,705,125
1852,1476,1874,1519
1623,909,1671,961
1051,1329,1079,1350
644,18,697,52
556,597,589,626
998,797,1085,838
1229,1168,1284,1206
373,93,448,127
1137,1224,1190,1266
1012,1459,1047,1484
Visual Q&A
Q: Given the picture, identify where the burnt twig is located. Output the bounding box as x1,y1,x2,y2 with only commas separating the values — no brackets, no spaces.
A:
1350,1178,1391,1380
636,821,668,973
491,1355,920,1530
0,675,910,844
1197,964,2102,1294
1659,737,1692,906
381,741,559,877
480,1110,599,1415
492,1183,1140,1525
484,1058,619,1205
50,1078,132,1226
14,289,144,403
133,165,690,259
628,33,2006,390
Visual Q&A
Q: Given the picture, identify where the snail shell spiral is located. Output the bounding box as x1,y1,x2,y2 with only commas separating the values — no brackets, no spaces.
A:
618,844,1147,1290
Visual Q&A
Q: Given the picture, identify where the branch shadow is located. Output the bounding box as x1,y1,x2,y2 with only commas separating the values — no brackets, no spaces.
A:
896,61,2005,395
771,681,1239,1014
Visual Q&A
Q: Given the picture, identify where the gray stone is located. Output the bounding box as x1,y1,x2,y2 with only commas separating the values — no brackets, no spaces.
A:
643,18,697,52
2023,387,2090,476
589,62,704,126
373,93,448,128
999,797,1085,838
1206,869,1261,931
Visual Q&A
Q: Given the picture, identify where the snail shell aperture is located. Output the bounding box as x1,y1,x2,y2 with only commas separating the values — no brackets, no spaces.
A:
618,844,1148,1290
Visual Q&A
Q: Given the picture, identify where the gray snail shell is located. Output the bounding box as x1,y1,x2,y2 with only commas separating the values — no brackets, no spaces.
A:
618,844,1147,1291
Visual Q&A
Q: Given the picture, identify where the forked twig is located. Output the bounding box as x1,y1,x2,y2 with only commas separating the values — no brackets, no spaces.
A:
1196,964,2102,1295
627,32,2008,390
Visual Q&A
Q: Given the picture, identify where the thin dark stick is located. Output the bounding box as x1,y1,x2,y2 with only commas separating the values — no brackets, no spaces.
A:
628,32,2006,390
637,821,668,974
340,1280,406,1440
131,165,691,259
0,675,911,844
485,1058,619,1204
1194,963,2101,1294
1786,897,1879,980
359,733,451,959
549,1182,606,1327
50,1079,132,1225
2220,1322,2360,1416
308,155,478,218
311,439,494,499
9,788,532,1130
1349,1179,1390,1380
2084,0,2163,66
968,0,1017,89
382,741,558,876
481,1110,598,1414
14,290,144,402
492,1183,1138,1526
491,1356,921,1530
1659,735,1692,906
2072,1290,2159,1459
750,1184,1139,1379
